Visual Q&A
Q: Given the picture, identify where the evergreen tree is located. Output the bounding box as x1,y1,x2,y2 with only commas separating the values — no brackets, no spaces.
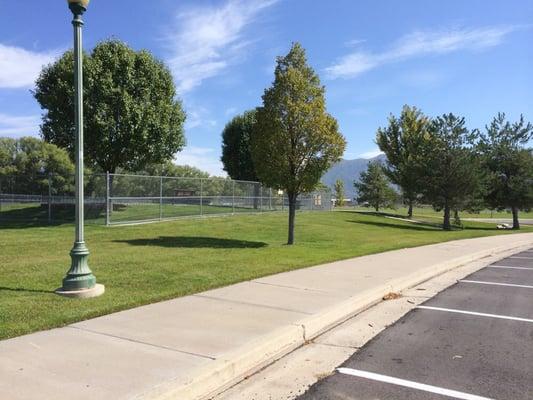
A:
355,161,397,212
420,114,482,230
478,113,533,229
376,105,428,218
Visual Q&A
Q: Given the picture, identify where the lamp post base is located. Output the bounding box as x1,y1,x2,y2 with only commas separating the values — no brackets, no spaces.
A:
55,283,105,299
61,241,99,292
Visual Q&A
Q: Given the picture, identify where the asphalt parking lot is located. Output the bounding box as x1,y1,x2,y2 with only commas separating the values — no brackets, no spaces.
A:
298,249,533,400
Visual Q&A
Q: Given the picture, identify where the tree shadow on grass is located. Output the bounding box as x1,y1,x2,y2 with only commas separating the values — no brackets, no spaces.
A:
0,286,55,294
348,219,497,232
347,219,441,232
114,236,268,249
0,204,104,229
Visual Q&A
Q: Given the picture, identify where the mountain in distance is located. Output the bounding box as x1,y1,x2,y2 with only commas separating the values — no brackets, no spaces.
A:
322,154,386,198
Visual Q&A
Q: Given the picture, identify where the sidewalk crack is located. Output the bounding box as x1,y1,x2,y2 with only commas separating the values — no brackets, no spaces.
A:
67,326,216,360
252,280,330,293
193,294,311,315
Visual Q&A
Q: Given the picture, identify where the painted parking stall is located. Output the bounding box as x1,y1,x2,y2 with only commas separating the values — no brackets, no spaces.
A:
298,250,533,399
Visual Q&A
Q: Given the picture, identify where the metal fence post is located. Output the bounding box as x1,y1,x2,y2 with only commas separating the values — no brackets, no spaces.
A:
232,180,235,214
200,178,203,215
159,176,163,221
269,188,272,211
48,173,52,224
105,171,110,226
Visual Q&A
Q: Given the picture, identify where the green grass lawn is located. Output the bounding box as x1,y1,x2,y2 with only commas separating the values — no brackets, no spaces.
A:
1,210,530,340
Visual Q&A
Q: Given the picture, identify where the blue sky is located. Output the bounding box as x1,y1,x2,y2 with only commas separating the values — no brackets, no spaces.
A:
0,0,532,175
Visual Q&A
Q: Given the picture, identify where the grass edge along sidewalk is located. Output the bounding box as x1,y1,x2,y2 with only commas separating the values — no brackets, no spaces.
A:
1,234,531,400
1,211,532,340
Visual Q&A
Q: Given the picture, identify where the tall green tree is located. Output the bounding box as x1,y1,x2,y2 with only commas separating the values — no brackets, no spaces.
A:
376,105,429,218
420,114,482,230
334,179,346,207
221,110,258,181
0,137,74,195
478,113,533,229
221,110,261,208
354,161,397,212
33,39,186,174
252,43,346,244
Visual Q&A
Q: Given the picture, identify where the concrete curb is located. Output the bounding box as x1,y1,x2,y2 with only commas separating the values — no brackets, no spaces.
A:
138,238,533,400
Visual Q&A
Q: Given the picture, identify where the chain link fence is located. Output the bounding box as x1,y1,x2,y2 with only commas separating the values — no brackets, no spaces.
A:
0,173,332,226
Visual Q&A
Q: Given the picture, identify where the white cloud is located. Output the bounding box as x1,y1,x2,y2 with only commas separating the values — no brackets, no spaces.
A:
185,106,218,130
165,0,279,93
0,44,58,89
174,146,226,177
356,149,384,159
326,25,522,80
344,39,366,47
0,113,40,137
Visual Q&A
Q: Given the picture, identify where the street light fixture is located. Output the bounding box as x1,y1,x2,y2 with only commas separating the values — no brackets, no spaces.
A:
56,0,104,298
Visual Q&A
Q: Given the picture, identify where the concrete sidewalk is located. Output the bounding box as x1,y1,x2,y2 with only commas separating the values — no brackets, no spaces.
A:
2,233,533,400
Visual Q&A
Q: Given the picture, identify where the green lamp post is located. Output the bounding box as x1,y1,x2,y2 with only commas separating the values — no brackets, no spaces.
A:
56,0,104,298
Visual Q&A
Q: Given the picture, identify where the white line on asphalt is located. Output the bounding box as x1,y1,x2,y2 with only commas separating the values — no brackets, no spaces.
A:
488,265,533,271
416,305,533,323
459,279,533,289
509,256,533,260
337,368,494,400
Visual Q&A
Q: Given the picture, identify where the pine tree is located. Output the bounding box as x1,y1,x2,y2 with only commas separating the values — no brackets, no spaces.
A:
355,161,397,212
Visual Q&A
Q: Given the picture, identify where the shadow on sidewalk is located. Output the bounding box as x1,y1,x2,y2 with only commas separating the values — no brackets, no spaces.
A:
115,236,268,249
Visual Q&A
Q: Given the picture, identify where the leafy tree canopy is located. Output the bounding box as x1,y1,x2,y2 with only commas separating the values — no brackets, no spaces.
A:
221,110,258,181
0,137,74,194
142,162,209,179
33,39,186,174
252,43,346,244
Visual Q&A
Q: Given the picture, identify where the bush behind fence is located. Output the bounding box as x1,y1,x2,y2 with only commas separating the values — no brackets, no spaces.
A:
0,173,332,226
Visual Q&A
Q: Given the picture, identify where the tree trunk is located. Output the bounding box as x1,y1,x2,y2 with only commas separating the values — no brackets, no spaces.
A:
453,209,461,226
512,206,520,230
407,200,413,219
287,192,297,245
375,203,379,212
443,202,451,231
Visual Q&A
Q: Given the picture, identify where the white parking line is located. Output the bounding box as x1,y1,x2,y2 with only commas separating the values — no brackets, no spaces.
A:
337,368,494,400
416,305,533,323
459,279,533,289
488,265,533,271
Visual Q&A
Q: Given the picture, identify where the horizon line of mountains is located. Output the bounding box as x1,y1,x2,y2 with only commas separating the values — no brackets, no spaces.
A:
321,154,386,198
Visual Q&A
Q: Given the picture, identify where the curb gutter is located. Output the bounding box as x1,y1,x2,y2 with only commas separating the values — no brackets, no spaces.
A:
138,238,533,400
